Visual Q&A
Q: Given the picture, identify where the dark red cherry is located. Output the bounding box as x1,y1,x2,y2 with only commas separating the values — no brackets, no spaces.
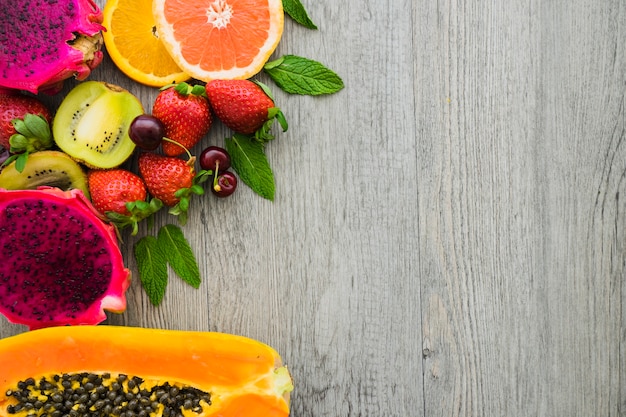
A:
199,146,231,173
129,114,165,150
212,171,237,197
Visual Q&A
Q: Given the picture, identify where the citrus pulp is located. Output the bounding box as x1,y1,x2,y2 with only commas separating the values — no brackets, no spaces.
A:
152,0,284,81
103,0,191,87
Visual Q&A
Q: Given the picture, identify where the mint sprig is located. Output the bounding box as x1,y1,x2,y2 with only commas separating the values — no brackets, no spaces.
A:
282,0,318,29
134,235,168,306
134,224,202,305
225,134,275,200
157,224,201,289
264,55,344,95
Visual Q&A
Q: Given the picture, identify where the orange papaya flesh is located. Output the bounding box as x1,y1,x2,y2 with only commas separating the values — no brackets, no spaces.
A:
0,326,293,417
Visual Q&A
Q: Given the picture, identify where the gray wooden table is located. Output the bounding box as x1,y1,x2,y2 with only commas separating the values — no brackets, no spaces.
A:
1,0,625,416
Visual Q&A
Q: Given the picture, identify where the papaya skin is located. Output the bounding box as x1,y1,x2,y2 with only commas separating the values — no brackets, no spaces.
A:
0,326,292,417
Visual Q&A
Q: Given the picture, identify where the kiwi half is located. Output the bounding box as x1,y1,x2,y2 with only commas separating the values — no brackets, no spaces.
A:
0,150,89,197
53,81,144,169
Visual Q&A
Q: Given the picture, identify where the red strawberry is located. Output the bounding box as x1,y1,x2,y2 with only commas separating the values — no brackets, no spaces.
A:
205,79,288,139
88,168,163,236
152,83,212,157
138,152,195,207
0,92,52,151
88,169,148,216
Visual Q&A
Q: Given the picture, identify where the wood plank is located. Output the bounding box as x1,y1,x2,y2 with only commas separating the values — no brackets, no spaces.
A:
415,0,625,415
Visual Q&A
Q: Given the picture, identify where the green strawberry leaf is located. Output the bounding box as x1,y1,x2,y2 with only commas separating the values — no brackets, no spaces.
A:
106,198,163,236
168,170,211,225
172,81,207,97
268,107,289,132
226,134,275,200
254,80,275,101
1,154,19,169
157,224,201,289
282,0,318,29
264,55,344,95
14,152,28,173
20,114,51,142
134,235,169,306
8,114,53,171
9,134,28,150
11,114,52,149
248,82,288,141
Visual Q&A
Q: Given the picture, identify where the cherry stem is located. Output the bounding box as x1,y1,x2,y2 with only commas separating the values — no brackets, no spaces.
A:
162,137,193,160
213,160,221,191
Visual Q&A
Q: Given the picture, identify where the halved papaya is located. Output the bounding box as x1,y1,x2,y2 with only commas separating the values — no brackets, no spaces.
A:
0,326,293,417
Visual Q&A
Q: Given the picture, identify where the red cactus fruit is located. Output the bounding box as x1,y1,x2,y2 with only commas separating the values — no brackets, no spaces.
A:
0,0,105,94
0,187,130,329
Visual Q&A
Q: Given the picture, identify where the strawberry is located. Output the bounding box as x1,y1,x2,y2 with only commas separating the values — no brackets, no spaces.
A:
88,169,147,216
138,152,210,225
88,169,161,235
205,79,288,140
152,82,212,157
0,93,53,164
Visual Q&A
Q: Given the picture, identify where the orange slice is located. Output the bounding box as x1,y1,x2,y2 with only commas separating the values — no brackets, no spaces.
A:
102,0,191,87
153,0,284,81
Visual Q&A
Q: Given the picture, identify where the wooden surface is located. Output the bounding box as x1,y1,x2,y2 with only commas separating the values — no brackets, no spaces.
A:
1,0,625,416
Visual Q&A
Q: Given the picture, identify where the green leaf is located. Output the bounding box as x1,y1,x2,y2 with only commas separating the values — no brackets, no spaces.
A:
22,114,51,142
1,154,18,169
264,55,344,95
134,236,169,306
14,152,28,173
282,0,318,29
9,134,28,150
157,224,201,288
11,119,32,137
10,114,53,154
226,134,275,200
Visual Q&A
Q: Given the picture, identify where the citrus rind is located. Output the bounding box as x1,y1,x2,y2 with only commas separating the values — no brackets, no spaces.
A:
103,0,191,87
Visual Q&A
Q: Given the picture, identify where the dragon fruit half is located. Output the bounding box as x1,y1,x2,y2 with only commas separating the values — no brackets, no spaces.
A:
0,0,105,94
0,187,130,330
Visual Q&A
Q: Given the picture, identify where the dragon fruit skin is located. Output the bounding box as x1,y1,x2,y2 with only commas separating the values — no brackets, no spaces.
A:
0,187,131,330
0,0,105,95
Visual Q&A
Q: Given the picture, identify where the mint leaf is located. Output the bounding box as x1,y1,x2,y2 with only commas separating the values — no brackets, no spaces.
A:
226,134,275,200
157,224,201,288
134,235,168,306
264,55,344,95
282,0,317,29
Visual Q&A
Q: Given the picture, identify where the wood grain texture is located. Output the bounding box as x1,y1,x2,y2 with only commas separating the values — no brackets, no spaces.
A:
0,0,624,416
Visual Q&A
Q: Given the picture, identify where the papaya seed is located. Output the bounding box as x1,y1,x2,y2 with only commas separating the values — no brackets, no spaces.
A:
6,373,211,417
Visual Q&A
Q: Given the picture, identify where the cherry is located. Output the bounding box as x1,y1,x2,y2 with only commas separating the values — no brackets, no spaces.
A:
199,146,231,173
129,114,165,150
211,171,237,197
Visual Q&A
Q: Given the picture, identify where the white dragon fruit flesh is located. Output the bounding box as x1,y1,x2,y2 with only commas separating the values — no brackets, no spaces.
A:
0,0,105,94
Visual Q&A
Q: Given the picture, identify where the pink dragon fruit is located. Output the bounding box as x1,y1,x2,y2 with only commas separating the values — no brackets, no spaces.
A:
0,187,130,330
0,0,105,94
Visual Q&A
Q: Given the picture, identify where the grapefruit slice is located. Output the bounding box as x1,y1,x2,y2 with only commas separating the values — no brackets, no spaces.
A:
102,0,191,87
153,0,284,81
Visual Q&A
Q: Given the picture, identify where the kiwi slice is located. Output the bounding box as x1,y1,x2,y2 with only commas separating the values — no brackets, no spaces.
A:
53,81,144,169
0,150,89,197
